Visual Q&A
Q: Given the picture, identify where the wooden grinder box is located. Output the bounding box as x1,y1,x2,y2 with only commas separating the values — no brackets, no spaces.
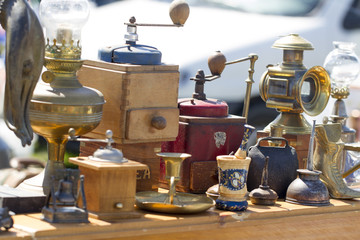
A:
77,60,180,191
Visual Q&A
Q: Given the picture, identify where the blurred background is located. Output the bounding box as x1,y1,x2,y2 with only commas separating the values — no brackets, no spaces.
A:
1,0,360,177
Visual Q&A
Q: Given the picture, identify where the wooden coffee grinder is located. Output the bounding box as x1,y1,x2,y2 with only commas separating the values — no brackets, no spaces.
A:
161,51,258,193
77,0,190,194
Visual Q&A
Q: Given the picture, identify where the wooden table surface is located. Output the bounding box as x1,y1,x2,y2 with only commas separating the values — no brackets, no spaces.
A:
4,198,360,240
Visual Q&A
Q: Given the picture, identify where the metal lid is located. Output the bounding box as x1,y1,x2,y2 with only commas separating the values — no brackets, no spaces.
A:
272,34,314,51
98,43,162,65
88,130,128,163
178,98,228,117
89,147,127,163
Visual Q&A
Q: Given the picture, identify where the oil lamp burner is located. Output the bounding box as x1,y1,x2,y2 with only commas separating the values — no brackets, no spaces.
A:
258,34,330,169
260,34,331,134
161,51,257,193
27,0,105,194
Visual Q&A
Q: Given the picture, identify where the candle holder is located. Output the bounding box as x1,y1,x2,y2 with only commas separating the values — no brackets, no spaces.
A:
136,153,214,214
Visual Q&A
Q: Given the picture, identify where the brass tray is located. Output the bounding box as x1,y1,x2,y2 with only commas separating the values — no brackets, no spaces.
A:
135,191,215,214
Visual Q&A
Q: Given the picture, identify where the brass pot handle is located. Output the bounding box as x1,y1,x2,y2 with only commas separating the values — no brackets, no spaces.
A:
151,116,167,130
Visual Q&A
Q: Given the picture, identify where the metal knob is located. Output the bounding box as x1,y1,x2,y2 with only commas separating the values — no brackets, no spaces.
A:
151,116,167,130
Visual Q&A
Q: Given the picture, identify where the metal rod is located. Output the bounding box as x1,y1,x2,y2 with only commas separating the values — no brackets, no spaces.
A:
307,120,316,171
224,54,258,121
342,161,360,178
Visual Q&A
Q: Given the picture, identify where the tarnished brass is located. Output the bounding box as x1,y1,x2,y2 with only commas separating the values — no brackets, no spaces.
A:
313,123,360,199
0,0,45,146
135,153,215,214
29,29,105,194
260,34,331,134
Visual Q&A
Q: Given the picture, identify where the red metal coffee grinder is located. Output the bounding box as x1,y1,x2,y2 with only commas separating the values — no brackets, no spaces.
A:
161,51,258,193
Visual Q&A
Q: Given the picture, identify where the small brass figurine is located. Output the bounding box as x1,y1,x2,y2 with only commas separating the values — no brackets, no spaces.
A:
313,122,360,199
0,0,45,146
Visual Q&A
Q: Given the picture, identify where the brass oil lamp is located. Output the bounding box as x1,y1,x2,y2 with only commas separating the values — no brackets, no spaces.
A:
27,0,105,194
260,34,331,134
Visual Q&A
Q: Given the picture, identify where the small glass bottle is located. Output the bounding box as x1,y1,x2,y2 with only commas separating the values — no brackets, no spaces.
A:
324,41,360,91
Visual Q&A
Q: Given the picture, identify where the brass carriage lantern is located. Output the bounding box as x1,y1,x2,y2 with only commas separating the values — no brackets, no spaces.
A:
260,34,331,134
27,0,105,194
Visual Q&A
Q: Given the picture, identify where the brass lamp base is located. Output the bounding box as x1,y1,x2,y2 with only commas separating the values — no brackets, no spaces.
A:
264,111,312,135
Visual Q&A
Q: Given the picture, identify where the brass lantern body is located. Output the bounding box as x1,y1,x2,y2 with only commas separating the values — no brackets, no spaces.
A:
260,34,330,134
29,40,105,194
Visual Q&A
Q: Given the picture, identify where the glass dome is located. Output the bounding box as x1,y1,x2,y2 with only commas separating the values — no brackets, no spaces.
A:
39,0,90,49
323,41,360,90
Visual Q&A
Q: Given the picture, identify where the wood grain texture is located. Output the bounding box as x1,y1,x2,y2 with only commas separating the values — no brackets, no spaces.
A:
77,60,180,144
10,199,360,240
79,141,161,191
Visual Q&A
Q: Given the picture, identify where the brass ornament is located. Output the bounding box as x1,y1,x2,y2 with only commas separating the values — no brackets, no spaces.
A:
313,123,360,199
260,34,331,134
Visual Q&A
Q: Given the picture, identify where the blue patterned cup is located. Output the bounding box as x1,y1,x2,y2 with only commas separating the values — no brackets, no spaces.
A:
216,155,251,211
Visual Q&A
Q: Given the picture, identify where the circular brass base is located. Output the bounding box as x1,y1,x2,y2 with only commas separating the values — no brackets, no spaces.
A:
264,111,312,134
135,191,214,214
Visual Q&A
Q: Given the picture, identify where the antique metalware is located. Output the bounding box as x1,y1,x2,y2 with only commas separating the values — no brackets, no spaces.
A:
247,137,298,198
0,0,45,146
135,152,215,214
249,156,278,205
42,169,89,223
259,33,331,134
25,0,105,195
286,121,330,206
215,155,251,211
162,51,257,193
313,122,360,198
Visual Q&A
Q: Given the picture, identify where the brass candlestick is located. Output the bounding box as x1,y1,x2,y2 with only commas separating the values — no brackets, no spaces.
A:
136,153,214,214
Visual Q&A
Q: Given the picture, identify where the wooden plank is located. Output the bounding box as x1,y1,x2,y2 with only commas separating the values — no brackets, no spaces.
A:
69,157,148,171
82,60,179,72
10,199,360,240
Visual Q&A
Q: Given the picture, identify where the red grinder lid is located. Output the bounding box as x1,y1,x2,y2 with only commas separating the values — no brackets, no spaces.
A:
178,98,228,117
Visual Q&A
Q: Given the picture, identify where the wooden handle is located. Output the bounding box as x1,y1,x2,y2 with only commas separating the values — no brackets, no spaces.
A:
151,116,167,130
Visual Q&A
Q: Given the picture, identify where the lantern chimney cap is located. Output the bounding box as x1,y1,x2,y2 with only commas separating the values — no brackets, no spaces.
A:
272,33,314,51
